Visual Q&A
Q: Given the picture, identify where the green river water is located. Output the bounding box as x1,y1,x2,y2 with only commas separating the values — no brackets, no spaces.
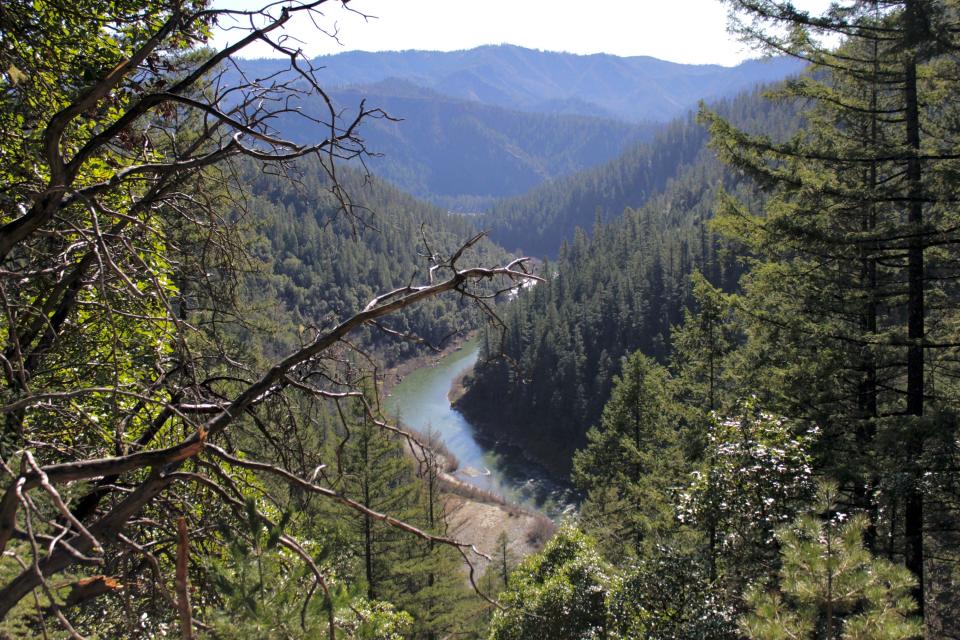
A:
383,339,572,511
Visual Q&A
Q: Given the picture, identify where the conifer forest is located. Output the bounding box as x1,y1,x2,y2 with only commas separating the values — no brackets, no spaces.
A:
0,0,959,638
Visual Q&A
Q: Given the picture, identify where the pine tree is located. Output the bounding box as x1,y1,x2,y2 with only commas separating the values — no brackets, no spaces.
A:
385,434,483,640
334,392,421,602
740,482,922,640
671,270,739,463
672,271,735,414
494,532,514,591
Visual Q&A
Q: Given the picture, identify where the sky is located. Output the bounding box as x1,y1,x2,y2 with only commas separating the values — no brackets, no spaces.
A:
215,0,835,67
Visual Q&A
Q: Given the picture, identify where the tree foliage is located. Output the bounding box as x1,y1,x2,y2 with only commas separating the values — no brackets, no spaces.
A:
0,0,536,636
488,526,612,640
469,3,960,636
740,483,922,640
458,88,795,470
572,352,684,558
677,403,816,585
705,0,960,626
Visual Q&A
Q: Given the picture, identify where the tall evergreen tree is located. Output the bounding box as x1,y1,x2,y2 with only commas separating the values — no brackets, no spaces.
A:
671,271,740,461
335,391,422,602
389,442,483,640
672,271,736,414
572,352,685,558
706,1,960,623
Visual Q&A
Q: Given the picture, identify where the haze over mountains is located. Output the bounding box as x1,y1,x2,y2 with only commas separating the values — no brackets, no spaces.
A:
238,45,804,210
15,2,960,635
266,45,804,122
326,81,653,211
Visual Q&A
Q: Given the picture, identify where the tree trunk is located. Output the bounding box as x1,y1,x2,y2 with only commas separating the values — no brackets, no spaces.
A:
175,518,194,640
903,17,925,617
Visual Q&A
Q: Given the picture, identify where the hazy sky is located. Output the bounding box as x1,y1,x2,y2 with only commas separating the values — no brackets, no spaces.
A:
217,0,834,66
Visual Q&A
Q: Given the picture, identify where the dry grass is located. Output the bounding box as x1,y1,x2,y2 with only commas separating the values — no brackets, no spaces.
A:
402,424,460,473
524,513,557,546
437,476,551,523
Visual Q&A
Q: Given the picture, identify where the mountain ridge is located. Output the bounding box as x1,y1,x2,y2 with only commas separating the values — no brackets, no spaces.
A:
231,46,803,208
240,44,805,123
262,79,654,209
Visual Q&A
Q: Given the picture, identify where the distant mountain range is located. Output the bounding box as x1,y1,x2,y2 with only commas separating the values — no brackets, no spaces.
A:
234,45,804,208
246,44,804,122
323,81,654,209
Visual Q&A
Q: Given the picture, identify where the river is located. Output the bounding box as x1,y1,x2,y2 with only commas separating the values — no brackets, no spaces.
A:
383,339,574,515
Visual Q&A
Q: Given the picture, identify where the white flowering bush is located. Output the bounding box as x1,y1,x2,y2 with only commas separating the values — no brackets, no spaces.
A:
676,399,817,582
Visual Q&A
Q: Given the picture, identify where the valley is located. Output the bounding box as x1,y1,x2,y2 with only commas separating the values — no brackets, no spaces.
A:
3,3,958,638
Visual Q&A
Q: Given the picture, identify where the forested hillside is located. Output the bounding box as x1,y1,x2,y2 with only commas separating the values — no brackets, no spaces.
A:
473,2,960,638
314,83,650,209
231,157,507,365
459,88,801,465
481,86,800,256
3,0,959,638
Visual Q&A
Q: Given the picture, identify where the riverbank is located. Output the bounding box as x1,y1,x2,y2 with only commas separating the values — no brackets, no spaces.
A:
452,368,580,484
444,493,553,577
438,468,554,575
378,332,475,398
448,368,470,404
380,336,556,571
389,434,554,575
